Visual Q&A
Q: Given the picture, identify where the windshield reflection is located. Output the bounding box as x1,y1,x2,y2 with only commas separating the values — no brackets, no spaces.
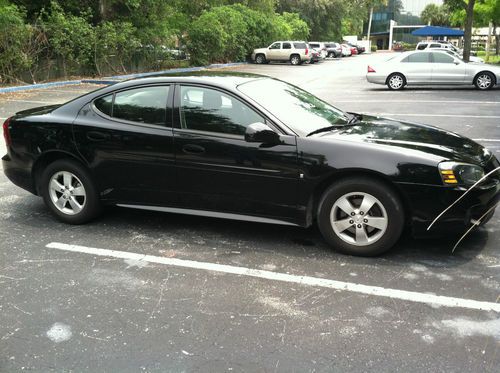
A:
238,79,348,136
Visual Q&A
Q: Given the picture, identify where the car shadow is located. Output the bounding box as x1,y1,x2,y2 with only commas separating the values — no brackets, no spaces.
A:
12,196,492,271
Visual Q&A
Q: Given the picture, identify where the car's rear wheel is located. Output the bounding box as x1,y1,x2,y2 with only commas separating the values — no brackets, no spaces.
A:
387,73,406,90
255,54,266,64
327,52,334,58
474,72,495,90
317,177,404,256
290,54,301,65
40,159,101,224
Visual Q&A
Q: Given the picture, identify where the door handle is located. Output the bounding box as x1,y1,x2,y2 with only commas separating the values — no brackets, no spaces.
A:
87,131,110,141
182,144,205,155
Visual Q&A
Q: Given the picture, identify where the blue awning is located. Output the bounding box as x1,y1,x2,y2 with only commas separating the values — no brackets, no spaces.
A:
411,26,464,37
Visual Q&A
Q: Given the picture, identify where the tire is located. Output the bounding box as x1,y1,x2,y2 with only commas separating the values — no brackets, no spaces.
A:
255,54,266,64
290,54,301,65
327,52,334,58
40,159,102,224
474,72,495,90
387,73,406,90
317,177,405,256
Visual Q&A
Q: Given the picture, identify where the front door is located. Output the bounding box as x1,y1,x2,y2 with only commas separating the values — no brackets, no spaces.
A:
431,52,466,84
267,42,282,61
173,84,299,221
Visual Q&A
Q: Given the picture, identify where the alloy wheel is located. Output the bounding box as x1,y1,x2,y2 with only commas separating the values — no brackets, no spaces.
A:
330,192,388,246
48,171,86,215
389,75,404,90
290,56,300,65
476,74,492,89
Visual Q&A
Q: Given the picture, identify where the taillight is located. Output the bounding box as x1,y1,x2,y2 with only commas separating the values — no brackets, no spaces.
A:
367,66,376,73
305,48,308,55
3,117,12,146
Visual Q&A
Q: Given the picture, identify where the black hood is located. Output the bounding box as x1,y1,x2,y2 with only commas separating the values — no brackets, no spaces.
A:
316,114,491,165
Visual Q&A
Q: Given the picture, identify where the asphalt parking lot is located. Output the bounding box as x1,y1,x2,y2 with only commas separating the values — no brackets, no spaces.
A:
1,53,499,372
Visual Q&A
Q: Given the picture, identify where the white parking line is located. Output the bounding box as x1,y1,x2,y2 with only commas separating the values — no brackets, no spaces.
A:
473,139,500,142
371,113,500,119
46,242,500,312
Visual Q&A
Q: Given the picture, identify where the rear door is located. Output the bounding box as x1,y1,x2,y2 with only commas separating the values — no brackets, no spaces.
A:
73,85,176,205
400,52,432,84
430,52,466,84
172,84,299,220
282,42,293,60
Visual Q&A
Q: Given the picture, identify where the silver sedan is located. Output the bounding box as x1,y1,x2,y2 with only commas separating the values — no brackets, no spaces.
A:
366,50,500,90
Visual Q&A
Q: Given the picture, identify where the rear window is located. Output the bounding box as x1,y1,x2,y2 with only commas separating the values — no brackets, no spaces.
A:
293,43,307,49
403,52,431,63
94,95,113,116
93,86,170,126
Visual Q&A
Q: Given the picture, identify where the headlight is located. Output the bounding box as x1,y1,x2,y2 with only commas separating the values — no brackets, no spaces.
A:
438,161,485,186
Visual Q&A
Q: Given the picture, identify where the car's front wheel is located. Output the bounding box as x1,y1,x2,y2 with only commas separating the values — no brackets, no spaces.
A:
387,73,406,90
474,72,495,90
317,177,404,256
40,159,101,224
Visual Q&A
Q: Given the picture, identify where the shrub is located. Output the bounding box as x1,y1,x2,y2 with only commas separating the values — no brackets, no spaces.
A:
0,3,33,83
187,4,310,65
371,45,377,52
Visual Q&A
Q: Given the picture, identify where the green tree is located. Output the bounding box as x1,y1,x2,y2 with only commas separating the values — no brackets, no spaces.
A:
421,4,451,26
445,0,477,61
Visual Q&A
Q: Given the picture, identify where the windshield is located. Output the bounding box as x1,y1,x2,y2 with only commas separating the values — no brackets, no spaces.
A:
237,79,348,136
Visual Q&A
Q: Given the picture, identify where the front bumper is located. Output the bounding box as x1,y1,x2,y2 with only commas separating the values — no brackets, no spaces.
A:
397,178,500,238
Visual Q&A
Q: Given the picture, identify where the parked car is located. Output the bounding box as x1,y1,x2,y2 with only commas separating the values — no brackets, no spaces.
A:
340,44,352,57
3,72,499,256
308,42,328,59
443,49,484,63
366,50,500,90
416,41,462,55
325,42,342,58
344,42,365,54
308,47,322,64
252,41,310,65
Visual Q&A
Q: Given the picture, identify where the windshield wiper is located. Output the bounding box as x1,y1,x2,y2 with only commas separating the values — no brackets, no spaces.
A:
347,112,363,124
306,126,342,137
306,114,363,137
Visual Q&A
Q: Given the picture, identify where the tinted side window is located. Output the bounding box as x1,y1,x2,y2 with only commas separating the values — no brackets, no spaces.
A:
433,53,454,63
309,43,319,48
113,86,169,125
293,42,307,49
283,42,292,49
430,44,441,48
269,42,281,49
94,94,113,116
180,86,265,136
416,44,427,50
407,53,430,63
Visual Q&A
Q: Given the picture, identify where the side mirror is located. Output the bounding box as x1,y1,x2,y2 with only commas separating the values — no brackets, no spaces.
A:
245,122,280,144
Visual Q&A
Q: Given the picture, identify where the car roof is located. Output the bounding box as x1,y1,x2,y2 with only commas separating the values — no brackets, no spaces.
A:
112,71,268,91
53,72,272,115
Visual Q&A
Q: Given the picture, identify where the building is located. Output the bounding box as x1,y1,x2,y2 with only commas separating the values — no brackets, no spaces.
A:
367,0,443,50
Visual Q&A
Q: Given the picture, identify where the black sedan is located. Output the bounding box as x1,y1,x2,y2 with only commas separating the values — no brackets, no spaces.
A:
2,72,499,256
